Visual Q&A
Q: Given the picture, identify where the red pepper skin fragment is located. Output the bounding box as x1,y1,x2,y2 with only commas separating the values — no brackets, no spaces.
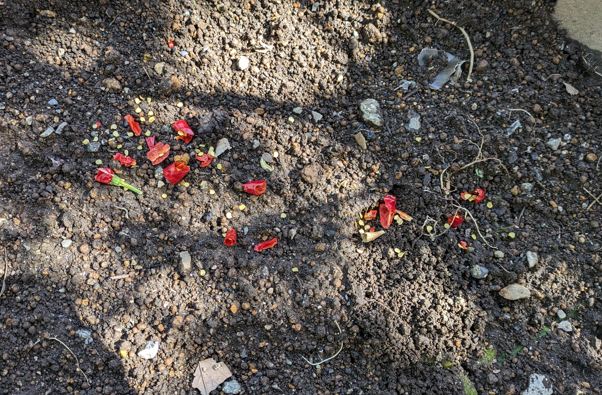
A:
243,180,267,195
146,136,155,149
379,203,395,229
254,237,277,252
147,142,170,165
447,214,465,228
396,210,413,221
124,114,142,136
163,162,190,184
224,229,237,246
458,241,468,249
94,168,114,184
473,188,485,204
168,40,175,48
364,210,377,220
114,153,136,167
383,194,397,211
173,120,194,144
195,153,213,168
460,192,474,201
369,227,375,232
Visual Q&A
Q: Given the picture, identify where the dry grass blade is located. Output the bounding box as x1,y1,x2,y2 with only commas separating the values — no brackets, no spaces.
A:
0,250,7,301
301,322,344,367
48,337,91,384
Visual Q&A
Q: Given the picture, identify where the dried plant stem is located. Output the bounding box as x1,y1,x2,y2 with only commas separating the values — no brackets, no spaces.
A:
452,204,495,249
427,9,474,82
48,337,90,384
302,322,343,367
583,188,602,211
0,251,7,301
508,108,534,119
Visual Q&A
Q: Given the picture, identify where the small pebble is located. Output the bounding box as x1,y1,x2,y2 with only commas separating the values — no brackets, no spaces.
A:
558,321,572,332
557,309,566,320
494,251,504,259
61,239,73,248
238,56,249,70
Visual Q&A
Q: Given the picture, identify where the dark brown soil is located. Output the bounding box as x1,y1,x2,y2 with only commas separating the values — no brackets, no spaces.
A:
1,0,601,394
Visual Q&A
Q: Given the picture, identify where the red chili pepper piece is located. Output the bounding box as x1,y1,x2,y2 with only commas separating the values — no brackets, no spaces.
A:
168,40,175,48
95,122,101,128
460,192,474,201
163,162,190,184
113,153,136,167
383,194,397,211
173,120,194,144
254,237,277,252
458,241,468,250
369,227,375,232
146,136,155,149
447,214,464,228
147,142,170,165
124,114,142,136
224,229,237,246
243,180,267,195
364,210,377,220
473,188,485,204
94,168,114,184
195,153,213,168
379,203,395,229
396,210,413,221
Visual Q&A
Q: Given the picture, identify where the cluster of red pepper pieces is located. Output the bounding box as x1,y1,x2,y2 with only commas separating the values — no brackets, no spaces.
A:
447,188,486,249
94,115,277,252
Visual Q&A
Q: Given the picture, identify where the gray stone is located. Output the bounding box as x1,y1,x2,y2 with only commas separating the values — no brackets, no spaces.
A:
499,284,531,300
55,122,68,135
102,77,122,92
526,251,538,268
238,56,249,70
311,111,323,122
215,138,231,157
48,99,58,106
222,380,242,394
137,341,159,359
470,265,489,279
179,251,192,275
522,374,552,395
154,167,164,179
157,180,165,188
406,112,421,131
61,239,73,248
40,127,54,137
25,116,33,126
87,141,101,153
154,62,165,75
558,320,572,332
293,107,303,114
494,251,505,259
359,98,382,127
547,137,561,150
557,309,566,320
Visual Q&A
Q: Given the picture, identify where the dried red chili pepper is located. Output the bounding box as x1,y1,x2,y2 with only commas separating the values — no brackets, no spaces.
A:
124,114,142,136
163,162,190,184
94,168,142,194
383,194,397,211
458,241,468,250
254,237,277,252
224,229,237,246
168,40,175,48
473,188,485,204
379,203,395,229
364,210,377,220
114,153,136,167
95,122,101,128
243,180,266,195
146,136,155,149
173,120,194,144
147,142,170,165
369,227,375,232
447,214,464,228
195,153,213,168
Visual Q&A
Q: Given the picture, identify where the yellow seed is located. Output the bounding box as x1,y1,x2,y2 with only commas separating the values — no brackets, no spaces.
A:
137,145,143,150
394,214,400,220
394,248,401,253
364,225,370,231
117,144,122,149
356,249,364,253
415,137,422,142
239,204,246,211
148,116,156,123
487,202,493,208
200,144,206,147
145,131,151,137
397,252,405,258
148,111,154,116
280,213,287,218
184,182,190,187
126,132,133,138
209,189,215,195
92,124,98,129
82,139,89,145
176,102,183,107
139,117,145,122
134,98,141,104
120,350,128,358
426,225,433,233
113,131,119,137
358,220,365,226
226,212,232,219
222,233,227,237
135,107,142,113
292,267,298,272
444,223,450,229
471,234,477,240
147,97,151,103
124,150,129,156
508,232,516,238
200,269,206,276
93,137,99,142
358,229,365,234
288,116,294,123
110,124,117,130
273,151,279,158
217,164,223,170
161,194,167,199
53,116,59,123
95,160,102,165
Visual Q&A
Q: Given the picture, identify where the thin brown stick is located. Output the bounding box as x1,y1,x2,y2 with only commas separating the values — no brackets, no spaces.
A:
141,65,153,82
427,9,474,82
48,337,90,384
0,250,7,300
452,204,496,249
508,108,534,119
583,188,602,211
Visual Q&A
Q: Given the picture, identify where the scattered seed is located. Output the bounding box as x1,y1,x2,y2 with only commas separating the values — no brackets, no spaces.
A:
148,116,156,123
110,124,117,130
147,97,151,103
113,131,119,137
487,202,493,208
127,132,134,137
226,212,232,219
148,111,154,116
426,225,433,233
117,144,122,149
273,151,279,158
471,234,477,240
137,145,143,150
135,98,141,104
145,131,151,136
200,269,206,276
82,139,89,145
394,248,401,253
184,182,190,187
135,107,142,113
124,150,129,156
358,220,365,226
288,116,294,123
280,213,287,218
140,117,145,122
292,267,298,272
176,102,183,107
217,164,223,170
444,223,450,229
508,232,516,238
239,204,246,211
95,159,102,165
161,194,167,199
415,137,422,142
92,124,98,129
209,190,215,194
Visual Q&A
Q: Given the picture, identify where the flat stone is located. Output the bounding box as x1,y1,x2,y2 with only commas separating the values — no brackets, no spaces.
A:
238,56,249,70
61,239,73,248
179,251,192,275
558,320,572,332
154,167,164,179
215,138,231,157
354,132,367,149
40,127,54,137
293,107,303,114
55,122,68,135
315,243,327,252
311,111,323,122
102,78,122,92
526,251,538,268
547,137,561,150
154,62,165,75
87,141,101,153
25,116,33,125
222,380,242,394
406,112,421,131
522,374,552,395
499,284,531,300
470,265,489,279
494,250,504,258
359,98,382,127
557,309,566,320
137,341,159,359
47,99,58,106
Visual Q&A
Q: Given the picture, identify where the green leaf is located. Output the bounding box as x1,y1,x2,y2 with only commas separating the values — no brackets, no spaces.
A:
475,168,484,178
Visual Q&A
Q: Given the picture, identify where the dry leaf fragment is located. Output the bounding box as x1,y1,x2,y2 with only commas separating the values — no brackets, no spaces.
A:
563,82,579,96
192,358,233,395
354,132,367,150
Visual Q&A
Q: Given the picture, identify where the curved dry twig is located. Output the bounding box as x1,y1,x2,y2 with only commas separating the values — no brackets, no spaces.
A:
0,250,7,301
301,322,343,367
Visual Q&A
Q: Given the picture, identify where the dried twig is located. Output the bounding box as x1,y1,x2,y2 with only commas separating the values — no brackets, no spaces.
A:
301,322,343,367
427,9,474,82
452,204,495,249
583,188,602,211
508,108,534,119
0,250,8,301
46,337,90,384
141,65,153,82
114,205,129,219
